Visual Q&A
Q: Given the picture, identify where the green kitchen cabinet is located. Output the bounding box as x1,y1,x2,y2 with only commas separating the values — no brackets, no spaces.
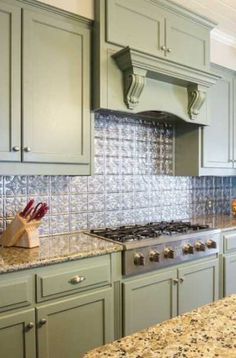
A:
0,309,36,358
0,0,92,175
123,269,177,336
224,253,236,296
178,258,219,315
175,64,236,176
0,1,21,162
37,288,114,358
106,0,210,70
123,257,219,336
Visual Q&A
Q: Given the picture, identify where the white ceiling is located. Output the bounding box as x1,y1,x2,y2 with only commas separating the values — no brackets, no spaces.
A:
172,0,236,45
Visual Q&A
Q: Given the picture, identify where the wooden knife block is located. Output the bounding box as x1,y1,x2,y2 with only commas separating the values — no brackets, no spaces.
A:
1,214,41,248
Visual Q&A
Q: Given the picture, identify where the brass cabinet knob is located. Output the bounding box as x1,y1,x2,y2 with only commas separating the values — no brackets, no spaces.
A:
12,146,20,152
70,275,86,284
39,318,47,325
24,147,31,152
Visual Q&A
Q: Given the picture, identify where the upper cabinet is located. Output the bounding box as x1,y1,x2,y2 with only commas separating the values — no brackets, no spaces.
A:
175,64,236,176
0,0,92,175
93,0,219,125
106,0,210,70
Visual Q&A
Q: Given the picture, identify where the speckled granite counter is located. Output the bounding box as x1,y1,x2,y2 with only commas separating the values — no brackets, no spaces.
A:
84,295,236,358
193,215,236,231
0,232,122,273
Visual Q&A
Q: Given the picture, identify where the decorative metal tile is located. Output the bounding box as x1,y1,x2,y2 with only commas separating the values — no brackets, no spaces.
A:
0,176,3,195
121,175,134,192
4,176,27,196
38,217,50,236
50,215,70,234
120,210,135,225
88,175,104,193
50,195,69,215
28,176,50,195
94,156,105,175
70,194,88,213
106,193,121,211
105,210,121,227
4,197,27,217
70,213,88,231
121,192,134,210
70,176,88,193
88,194,105,212
51,176,70,194
88,212,105,229
105,175,121,193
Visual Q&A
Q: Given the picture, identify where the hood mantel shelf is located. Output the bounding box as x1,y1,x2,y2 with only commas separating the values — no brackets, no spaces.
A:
112,47,221,121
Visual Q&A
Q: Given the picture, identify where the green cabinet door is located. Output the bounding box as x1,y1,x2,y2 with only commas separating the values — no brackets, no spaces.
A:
0,1,21,161
123,269,177,336
224,253,236,296
37,288,114,358
166,12,209,70
0,309,36,358
178,258,219,315
202,65,234,169
22,8,91,165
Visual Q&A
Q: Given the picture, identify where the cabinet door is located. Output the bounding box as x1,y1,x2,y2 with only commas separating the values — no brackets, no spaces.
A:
123,269,177,336
178,258,219,315
224,253,236,296
0,309,36,358
166,12,209,70
0,1,21,161
37,288,114,358
106,0,165,58
202,66,234,169
22,9,90,165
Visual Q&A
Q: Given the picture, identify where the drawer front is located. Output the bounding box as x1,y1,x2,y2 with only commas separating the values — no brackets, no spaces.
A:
36,256,111,302
223,231,236,253
0,276,33,312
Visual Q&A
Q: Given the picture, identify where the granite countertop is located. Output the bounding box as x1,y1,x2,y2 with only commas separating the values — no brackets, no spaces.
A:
84,295,236,358
193,215,236,231
0,232,122,274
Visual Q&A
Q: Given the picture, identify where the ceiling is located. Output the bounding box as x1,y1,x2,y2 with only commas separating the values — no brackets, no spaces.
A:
172,0,236,46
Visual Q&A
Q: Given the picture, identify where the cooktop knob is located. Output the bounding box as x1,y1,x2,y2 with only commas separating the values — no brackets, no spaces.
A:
149,250,160,262
134,253,145,266
164,247,175,259
195,241,206,251
206,240,217,249
183,244,194,254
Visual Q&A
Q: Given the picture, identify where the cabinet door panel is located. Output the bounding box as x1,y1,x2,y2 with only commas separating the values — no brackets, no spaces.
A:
22,9,90,164
37,288,114,358
203,67,233,168
166,13,209,70
224,254,236,296
178,258,219,315
0,309,36,358
0,2,21,161
123,270,177,336
106,0,165,57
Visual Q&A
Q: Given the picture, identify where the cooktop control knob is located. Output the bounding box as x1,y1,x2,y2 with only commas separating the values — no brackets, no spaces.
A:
183,244,194,254
206,240,217,249
134,253,145,266
195,241,206,251
149,250,160,262
164,247,175,259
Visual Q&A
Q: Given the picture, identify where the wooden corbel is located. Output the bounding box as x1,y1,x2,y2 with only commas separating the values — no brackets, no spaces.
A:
123,69,147,109
188,84,206,120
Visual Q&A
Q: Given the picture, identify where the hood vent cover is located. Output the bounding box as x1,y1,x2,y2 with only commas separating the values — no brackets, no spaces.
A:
112,46,220,124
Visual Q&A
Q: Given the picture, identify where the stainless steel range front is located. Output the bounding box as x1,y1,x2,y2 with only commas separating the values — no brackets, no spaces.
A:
89,221,220,276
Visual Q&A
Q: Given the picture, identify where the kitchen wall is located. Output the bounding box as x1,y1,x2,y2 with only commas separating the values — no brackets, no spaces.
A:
0,111,234,237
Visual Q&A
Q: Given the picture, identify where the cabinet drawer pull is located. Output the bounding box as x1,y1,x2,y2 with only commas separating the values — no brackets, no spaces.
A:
12,146,20,152
27,322,34,329
39,318,47,326
173,279,178,284
24,147,31,152
179,277,185,283
70,275,86,284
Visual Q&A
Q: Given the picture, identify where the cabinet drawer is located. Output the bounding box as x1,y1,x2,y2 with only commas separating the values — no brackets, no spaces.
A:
223,231,236,253
36,256,111,302
0,276,33,312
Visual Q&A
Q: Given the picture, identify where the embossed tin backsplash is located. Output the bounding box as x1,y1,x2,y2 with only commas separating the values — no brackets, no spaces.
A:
0,111,234,236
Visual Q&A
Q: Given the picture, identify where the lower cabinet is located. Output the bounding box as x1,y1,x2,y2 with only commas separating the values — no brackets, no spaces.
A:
0,309,36,358
37,288,114,358
224,253,236,296
123,257,219,335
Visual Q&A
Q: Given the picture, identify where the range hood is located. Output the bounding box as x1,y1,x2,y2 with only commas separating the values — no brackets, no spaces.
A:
112,47,220,123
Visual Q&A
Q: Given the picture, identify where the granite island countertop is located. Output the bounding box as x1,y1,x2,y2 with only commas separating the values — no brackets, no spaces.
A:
84,295,236,358
0,232,122,274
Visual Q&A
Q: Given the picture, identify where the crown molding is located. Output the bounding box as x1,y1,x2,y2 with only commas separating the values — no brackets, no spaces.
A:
211,29,236,49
